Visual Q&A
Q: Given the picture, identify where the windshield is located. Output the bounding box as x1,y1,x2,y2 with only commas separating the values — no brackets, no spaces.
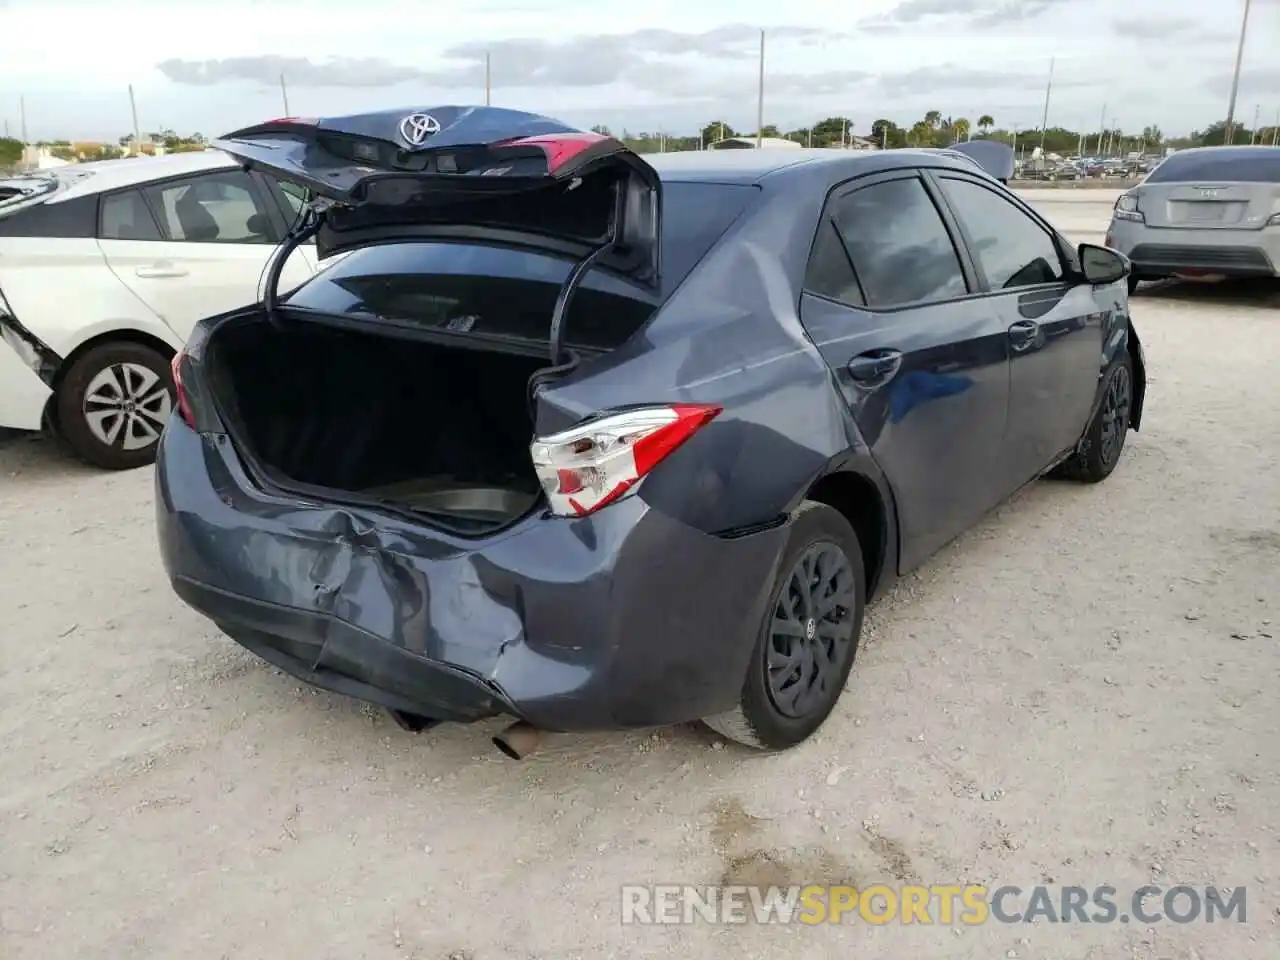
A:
1145,149,1280,184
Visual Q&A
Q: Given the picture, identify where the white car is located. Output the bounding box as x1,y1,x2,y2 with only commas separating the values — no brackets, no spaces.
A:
0,151,317,469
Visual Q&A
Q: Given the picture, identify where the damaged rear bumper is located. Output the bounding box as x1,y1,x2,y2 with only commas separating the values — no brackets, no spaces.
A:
155,420,789,732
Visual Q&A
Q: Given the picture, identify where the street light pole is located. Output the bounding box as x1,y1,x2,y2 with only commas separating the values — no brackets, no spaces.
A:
1224,0,1253,144
1038,56,1054,153
484,51,491,106
755,29,765,149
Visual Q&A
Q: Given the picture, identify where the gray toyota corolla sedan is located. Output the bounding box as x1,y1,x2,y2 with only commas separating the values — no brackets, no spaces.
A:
1106,145,1280,292
155,107,1146,757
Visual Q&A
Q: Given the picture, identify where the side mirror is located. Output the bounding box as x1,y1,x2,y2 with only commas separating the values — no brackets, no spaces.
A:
1077,243,1131,285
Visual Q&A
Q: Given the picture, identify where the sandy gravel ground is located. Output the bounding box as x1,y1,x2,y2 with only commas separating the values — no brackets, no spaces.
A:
1,192,1277,960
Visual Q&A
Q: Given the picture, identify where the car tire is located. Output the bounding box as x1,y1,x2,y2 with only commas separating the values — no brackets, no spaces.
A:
1050,355,1134,484
704,501,866,751
55,341,175,470
1127,275,1140,295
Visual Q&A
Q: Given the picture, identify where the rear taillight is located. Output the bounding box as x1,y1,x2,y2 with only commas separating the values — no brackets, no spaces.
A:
171,349,195,428
1113,193,1144,223
531,404,722,517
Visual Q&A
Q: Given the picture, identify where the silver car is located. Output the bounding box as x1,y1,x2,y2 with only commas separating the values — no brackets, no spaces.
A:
1105,146,1280,293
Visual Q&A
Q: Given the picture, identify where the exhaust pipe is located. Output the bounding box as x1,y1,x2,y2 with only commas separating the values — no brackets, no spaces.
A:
492,721,542,760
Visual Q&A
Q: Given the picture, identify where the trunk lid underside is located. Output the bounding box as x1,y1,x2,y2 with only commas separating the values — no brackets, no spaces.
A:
211,105,662,280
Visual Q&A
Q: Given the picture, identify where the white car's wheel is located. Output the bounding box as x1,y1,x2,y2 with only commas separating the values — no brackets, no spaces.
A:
55,341,174,470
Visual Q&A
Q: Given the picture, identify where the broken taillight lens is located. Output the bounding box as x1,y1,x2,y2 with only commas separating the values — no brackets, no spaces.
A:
530,404,722,517
171,349,195,428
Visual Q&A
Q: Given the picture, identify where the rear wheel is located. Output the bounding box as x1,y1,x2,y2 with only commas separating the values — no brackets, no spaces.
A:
55,341,174,470
1127,275,1140,295
704,501,865,750
1051,356,1133,484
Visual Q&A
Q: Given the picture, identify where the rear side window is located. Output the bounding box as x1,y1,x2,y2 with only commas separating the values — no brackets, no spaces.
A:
824,177,968,309
1146,149,1280,184
99,190,162,241
0,194,98,238
142,170,276,243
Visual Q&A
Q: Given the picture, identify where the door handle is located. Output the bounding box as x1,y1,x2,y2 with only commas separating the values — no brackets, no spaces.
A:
135,263,189,279
1007,319,1040,351
847,349,904,386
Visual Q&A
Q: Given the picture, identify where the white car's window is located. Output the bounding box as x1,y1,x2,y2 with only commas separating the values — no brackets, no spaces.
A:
99,190,162,241
143,171,274,244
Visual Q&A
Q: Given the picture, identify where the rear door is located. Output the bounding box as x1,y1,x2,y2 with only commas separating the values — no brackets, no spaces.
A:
799,170,1012,571
1136,149,1280,231
96,169,314,340
929,171,1106,485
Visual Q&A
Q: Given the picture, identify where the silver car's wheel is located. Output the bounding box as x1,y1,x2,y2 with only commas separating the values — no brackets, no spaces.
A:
55,341,175,470
82,362,173,451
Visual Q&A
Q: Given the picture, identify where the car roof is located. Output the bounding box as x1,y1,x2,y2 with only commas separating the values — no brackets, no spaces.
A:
43,151,236,203
645,147,977,185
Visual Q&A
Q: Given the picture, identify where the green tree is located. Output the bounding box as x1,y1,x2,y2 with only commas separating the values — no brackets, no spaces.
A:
977,114,994,134
589,124,613,137
0,136,23,167
952,118,971,142
1139,125,1163,148
869,118,907,148
909,121,936,146
701,120,735,145
923,110,942,130
1197,121,1252,146
810,116,852,147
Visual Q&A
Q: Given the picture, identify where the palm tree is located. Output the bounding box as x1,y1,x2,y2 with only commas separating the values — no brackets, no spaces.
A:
953,118,971,142
978,114,994,135
924,110,942,130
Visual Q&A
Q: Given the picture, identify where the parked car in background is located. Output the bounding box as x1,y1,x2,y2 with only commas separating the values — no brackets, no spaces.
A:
1106,145,1280,293
0,152,315,468
157,107,1146,756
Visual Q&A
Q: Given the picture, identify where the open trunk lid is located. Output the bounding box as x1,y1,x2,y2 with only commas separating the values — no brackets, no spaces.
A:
212,106,662,285
949,140,1016,181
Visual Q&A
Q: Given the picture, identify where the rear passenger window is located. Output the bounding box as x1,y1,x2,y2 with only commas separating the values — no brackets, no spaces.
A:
805,220,864,305
938,177,1064,290
99,190,162,241
143,171,275,243
828,177,969,308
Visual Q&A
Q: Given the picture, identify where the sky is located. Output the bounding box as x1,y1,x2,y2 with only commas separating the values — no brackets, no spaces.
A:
1,0,1277,143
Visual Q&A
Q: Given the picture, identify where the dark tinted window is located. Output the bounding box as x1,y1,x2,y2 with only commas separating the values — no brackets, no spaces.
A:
99,189,162,241
938,177,1064,289
142,170,274,243
829,177,968,308
1145,148,1280,184
0,194,98,238
804,220,864,305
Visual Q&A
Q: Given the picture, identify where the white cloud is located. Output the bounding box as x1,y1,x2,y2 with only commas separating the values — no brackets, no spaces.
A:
1,0,1276,141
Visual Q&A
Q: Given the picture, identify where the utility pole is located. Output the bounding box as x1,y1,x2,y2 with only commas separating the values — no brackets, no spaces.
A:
20,95,28,144
484,51,491,106
1249,103,1260,142
279,74,290,116
128,85,141,155
1038,56,1054,153
807,127,812,147
1096,103,1106,155
842,118,848,149
755,29,765,148
1273,106,1279,146
1224,0,1252,145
